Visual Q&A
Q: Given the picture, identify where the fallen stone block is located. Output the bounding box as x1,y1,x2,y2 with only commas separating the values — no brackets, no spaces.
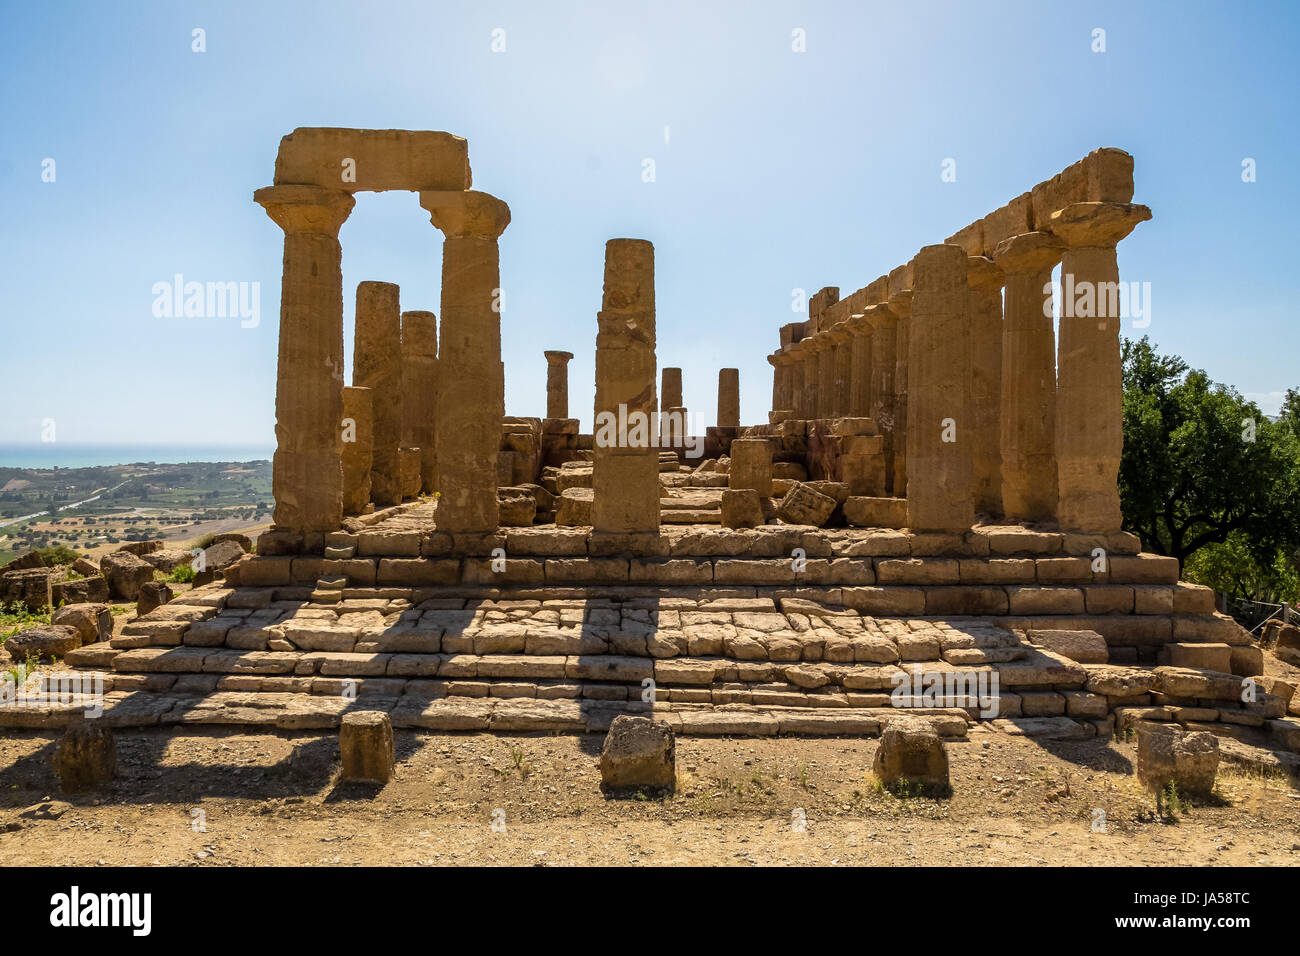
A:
872,715,949,790
339,710,394,785
51,721,116,793
599,714,676,792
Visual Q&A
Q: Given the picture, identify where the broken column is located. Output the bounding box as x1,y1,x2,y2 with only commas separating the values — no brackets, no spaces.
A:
993,231,1064,523
254,184,355,533
966,256,1004,516
341,385,373,515
1050,202,1151,531
592,238,660,533
420,190,511,533
401,310,439,495
354,281,403,507
905,245,974,531
544,350,575,418
717,367,739,427
661,367,682,420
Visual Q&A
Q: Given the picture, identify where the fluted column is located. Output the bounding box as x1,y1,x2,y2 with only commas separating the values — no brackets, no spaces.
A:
888,290,912,498
966,256,1004,516
992,231,1064,523
815,335,836,419
802,342,820,419
867,304,898,494
544,350,574,418
787,343,808,418
354,282,403,506
1049,201,1151,531
906,245,973,531
827,322,853,417
341,385,373,515
846,313,874,418
420,190,511,533
254,184,355,533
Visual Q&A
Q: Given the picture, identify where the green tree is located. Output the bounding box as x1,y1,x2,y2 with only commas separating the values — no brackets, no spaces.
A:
1119,336,1300,570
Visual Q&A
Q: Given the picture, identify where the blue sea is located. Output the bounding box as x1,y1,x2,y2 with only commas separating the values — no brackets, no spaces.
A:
0,445,274,469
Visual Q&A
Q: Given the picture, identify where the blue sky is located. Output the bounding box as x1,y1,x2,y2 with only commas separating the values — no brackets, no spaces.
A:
1,0,1296,447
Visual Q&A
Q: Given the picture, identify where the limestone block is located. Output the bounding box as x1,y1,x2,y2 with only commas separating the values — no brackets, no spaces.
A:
340,711,394,784
100,551,155,601
51,603,112,644
872,716,949,790
720,489,764,529
600,715,676,791
51,722,116,793
776,482,836,527
1137,724,1218,800
5,624,81,663
728,438,773,496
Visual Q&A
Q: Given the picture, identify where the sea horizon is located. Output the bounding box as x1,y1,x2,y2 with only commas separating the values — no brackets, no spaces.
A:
0,444,275,470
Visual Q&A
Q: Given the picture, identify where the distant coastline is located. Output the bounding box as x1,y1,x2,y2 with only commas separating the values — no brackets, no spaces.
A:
0,445,275,470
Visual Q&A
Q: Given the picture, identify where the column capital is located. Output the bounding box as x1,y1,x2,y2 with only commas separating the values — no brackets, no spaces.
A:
866,302,899,329
544,350,575,365
886,290,913,318
420,189,511,240
966,255,1003,293
254,184,354,237
992,230,1064,274
1047,201,1151,248
824,320,853,345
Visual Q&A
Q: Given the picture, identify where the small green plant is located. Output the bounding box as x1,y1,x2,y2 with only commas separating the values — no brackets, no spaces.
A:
170,563,196,584
796,762,810,790
1160,782,1184,821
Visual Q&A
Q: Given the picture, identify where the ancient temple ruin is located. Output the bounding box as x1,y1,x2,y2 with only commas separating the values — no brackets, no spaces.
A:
50,132,1278,747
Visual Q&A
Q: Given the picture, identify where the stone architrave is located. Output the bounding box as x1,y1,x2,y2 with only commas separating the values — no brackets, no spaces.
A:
254,184,355,533
992,231,1065,523
905,245,974,532
545,350,575,418
966,256,1004,516
341,385,374,515
592,239,660,532
717,367,740,427
420,190,512,533
354,281,403,507
1050,202,1151,532
401,309,439,494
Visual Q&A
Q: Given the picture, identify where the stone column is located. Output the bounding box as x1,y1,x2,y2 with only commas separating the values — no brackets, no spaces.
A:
786,344,807,418
847,315,873,418
341,385,373,515
354,281,402,507
828,322,853,417
401,310,438,495
254,184,355,533
420,190,511,533
802,343,820,420
867,305,898,494
815,335,836,419
888,292,912,497
592,239,659,532
544,350,574,418
906,245,973,531
662,367,682,410
992,231,1064,523
966,256,1004,516
1050,201,1151,531
717,367,739,427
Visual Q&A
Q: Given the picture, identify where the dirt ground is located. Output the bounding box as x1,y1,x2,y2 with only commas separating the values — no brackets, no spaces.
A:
0,727,1297,866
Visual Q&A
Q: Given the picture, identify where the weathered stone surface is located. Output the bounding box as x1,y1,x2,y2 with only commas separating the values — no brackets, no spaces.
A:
354,281,404,507
872,716,949,789
401,310,439,494
51,722,116,793
1137,724,1219,800
717,368,740,427
497,486,538,527
600,714,675,791
1028,629,1108,664
342,385,374,515
720,489,764,529
545,351,574,419
777,482,836,527
556,488,594,526
6,624,81,662
100,551,156,601
51,603,112,644
728,438,773,496
136,581,174,617
592,239,659,533
339,710,394,784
